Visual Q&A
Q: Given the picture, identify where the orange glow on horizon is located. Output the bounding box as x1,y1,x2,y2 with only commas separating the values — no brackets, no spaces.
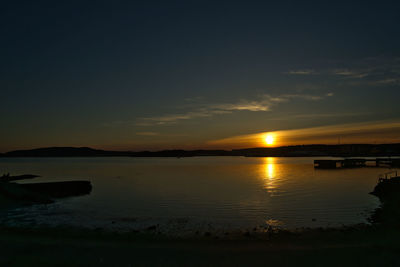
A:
206,120,400,149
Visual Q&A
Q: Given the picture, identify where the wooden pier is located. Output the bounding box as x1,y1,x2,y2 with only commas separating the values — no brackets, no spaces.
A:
314,158,400,169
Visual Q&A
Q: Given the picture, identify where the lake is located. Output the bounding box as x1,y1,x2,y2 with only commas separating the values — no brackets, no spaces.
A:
0,157,390,233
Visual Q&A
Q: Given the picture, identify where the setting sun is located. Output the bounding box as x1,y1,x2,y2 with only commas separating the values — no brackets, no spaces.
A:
264,134,275,146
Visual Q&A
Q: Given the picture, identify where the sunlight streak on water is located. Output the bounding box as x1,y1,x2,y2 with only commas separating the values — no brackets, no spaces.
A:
262,157,277,192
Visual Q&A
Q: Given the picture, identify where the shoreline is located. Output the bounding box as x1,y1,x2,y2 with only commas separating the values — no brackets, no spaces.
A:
0,194,397,265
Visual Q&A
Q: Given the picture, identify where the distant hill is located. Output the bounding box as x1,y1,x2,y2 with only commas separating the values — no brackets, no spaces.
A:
2,147,131,157
2,144,400,158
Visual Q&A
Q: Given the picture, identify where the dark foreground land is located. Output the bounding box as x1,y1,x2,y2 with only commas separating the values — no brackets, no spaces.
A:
1,224,400,267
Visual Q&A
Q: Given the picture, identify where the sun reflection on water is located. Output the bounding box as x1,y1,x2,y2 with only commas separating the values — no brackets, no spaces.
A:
264,157,275,178
262,157,280,193
266,161,274,179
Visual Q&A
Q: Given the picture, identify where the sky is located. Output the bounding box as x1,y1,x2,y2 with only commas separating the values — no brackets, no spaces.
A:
1,1,400,152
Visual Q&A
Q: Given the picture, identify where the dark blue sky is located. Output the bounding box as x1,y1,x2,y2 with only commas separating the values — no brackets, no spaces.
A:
1,1,400,151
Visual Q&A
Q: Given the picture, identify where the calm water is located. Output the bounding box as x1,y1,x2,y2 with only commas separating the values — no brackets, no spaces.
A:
0,157,390,232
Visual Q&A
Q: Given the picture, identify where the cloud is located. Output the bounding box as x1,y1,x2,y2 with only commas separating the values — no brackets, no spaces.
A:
212,99,272,112
285,70,317,75
136,93,334,126
374,78,399,85
267,111,368,121
279,94,328,101
285,57,400,84
136,132,159,136
332,69,369,78
137,112,216,126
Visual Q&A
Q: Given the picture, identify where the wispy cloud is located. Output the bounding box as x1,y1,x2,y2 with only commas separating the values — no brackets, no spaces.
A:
267,111,369,121
279,93,333,101
136,93,334,126
285,57,400,84
374,78,399,85
332,69,369,78
285,70,317,75
136,132,159,136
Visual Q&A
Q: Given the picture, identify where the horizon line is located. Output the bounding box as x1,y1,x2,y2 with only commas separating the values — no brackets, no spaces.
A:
2,143,400,154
